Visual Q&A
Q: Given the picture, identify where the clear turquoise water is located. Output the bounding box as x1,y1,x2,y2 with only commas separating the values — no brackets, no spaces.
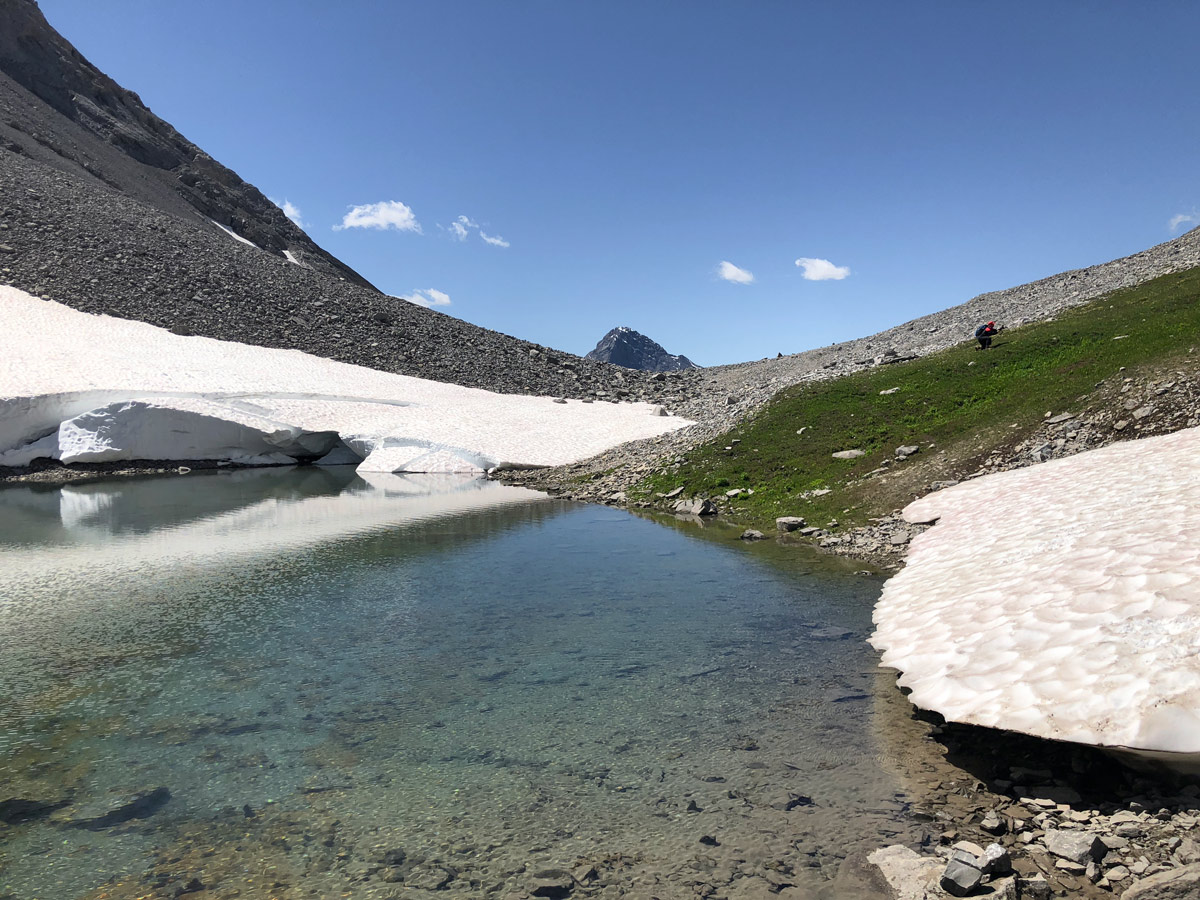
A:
0,469,924,899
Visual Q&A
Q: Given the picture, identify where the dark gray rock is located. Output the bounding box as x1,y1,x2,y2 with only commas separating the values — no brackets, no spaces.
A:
940,848,983,896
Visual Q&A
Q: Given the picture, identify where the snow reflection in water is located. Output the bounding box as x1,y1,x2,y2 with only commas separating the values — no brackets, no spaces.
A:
0,468,922,899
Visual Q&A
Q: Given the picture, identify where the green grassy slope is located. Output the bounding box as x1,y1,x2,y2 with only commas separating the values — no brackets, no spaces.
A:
633,267,1200,529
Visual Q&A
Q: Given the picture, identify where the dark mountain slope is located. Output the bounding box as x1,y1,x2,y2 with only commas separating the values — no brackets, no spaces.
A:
0,150,684,403
0,0,371,288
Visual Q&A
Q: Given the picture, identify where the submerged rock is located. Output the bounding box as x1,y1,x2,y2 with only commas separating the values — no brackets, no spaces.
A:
51,786,171,829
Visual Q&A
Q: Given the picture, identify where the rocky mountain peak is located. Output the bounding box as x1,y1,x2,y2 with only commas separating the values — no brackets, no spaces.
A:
585,327,697,372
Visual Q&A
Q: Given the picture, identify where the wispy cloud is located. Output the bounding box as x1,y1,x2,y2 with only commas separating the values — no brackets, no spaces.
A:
795,257,850,281
1169,211,1199,232
443,214,509,247
281,200,304,227
449,215,477,240
270,197,306,229
334,200,422,232
718,260,754,284
398,289,451,308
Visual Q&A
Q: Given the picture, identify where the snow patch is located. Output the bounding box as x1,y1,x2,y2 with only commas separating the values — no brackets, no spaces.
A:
0,286,692,474
871,426,1200,761
210,220,257,248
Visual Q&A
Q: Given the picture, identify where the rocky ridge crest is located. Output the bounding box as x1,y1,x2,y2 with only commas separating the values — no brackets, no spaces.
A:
0,0,371,288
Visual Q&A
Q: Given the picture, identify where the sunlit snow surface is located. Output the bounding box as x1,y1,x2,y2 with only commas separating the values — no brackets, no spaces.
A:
871,426,1200,760
0,286,691,472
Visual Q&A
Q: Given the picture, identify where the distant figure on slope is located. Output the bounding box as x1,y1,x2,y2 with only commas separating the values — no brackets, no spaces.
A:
975,321,998,350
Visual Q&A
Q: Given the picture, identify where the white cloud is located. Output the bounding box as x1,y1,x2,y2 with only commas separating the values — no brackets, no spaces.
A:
795,257,850,281
718,261,754,284
398,289,451,308
334,200,422,233
444,214,509,247
281,200,304,227
1169,212,1198,232
270,197,306,228
449,214,476,240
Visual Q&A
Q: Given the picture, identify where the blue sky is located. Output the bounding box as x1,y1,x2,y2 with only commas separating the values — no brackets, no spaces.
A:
39,1,1200,366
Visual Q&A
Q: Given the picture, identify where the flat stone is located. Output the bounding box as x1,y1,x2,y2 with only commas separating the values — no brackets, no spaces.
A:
1056,859,1087,874
529,868,575,898
832,449,866,459
981,810,1007,835
1046,413,1075,424
864,845,943,900
952,840,985,858
775,516,806,532
1043,828,1105,865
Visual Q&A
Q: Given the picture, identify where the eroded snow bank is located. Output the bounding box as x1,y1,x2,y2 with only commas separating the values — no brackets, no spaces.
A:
871,426,1200,759
0,286,691,473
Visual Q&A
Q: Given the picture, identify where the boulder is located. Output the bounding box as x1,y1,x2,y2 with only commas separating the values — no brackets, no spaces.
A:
775,516,806,532
940,848,983,897
833,449,866,459
1122,863,1200,900
895,445,920,459
740,529,765,541
981,842,1011,876
677,498,716,516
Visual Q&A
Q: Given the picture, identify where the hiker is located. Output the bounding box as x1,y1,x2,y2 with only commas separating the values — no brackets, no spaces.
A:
975,321,998,350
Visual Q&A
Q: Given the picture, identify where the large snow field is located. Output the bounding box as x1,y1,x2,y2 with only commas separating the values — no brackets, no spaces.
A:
871,425,1200,761
0,286,691,472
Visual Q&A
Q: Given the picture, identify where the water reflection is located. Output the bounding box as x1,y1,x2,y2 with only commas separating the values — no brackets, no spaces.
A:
0,470,925,899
